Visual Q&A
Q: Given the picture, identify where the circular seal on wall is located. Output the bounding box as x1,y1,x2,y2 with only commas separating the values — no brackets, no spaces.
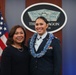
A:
21,3,67,33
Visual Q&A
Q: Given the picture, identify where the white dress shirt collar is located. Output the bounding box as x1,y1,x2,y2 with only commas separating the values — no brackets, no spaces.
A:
37,32,48,40
35,32,47,51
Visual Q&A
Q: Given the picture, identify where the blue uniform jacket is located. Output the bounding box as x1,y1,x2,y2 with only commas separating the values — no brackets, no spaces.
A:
28,33,62,75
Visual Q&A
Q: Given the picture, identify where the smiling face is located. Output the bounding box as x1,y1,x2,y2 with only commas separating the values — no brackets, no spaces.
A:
35,18,48,36
13,27,25,45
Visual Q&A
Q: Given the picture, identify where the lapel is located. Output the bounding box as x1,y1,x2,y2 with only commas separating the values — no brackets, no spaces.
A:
35,33,49,53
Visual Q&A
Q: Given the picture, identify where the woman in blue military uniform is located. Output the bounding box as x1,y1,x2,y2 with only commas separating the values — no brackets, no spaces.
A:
28,16,62,75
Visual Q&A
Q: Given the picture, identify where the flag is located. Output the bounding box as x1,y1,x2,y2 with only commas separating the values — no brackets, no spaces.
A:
0,12,8,56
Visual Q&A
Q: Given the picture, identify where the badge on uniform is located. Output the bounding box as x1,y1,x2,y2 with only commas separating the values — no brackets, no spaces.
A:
48,46,53,49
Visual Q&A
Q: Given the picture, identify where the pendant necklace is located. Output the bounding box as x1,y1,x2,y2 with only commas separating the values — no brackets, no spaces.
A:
12,45,24,52
17,48,24,52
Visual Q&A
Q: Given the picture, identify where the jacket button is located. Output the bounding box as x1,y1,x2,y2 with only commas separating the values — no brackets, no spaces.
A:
36,60,37,62
35,66,37,68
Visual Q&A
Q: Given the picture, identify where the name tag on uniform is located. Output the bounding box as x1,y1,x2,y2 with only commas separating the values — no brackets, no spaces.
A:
48,46,53,49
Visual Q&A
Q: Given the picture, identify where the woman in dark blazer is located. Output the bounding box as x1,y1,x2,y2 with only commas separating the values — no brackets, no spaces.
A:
28,16,62,75
1,25,30,75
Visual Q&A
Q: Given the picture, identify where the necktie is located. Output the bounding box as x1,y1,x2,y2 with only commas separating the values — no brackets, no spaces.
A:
37,37,42,40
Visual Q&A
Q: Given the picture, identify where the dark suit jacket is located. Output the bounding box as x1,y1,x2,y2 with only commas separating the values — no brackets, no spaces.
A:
1,45,30,75
28,33,62,75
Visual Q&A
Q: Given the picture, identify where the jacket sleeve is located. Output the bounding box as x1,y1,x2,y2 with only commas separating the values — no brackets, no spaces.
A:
1,47,12,75
53,38,62,75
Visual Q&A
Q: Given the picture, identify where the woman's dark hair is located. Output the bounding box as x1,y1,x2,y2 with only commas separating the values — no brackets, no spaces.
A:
35,16,48,24
6,25,26,46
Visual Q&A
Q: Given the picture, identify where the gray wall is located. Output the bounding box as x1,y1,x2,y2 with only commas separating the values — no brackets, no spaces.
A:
5,0,76,75
5,0,25,31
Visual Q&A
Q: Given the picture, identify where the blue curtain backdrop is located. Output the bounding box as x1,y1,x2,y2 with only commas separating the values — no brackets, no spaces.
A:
62,0,76,75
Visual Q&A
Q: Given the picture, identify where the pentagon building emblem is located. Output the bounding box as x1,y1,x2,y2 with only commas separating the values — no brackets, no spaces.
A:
21,3,67,33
